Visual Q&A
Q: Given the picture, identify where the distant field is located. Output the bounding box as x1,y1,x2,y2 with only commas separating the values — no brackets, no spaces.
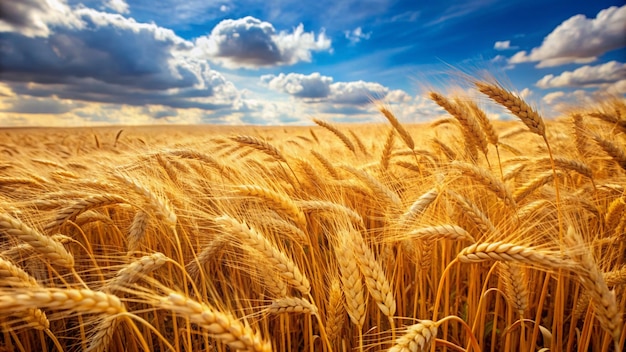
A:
0,90,624,352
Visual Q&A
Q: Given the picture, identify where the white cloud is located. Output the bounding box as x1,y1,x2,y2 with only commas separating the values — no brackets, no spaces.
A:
104,0,129,14
220,5,229,12
536,61,626,88
260,72,332,99
494,40,513,50
542,91,565,105
329,81,388,105
519,88,533,99
510,5,626,67
261,72,402,106
194,16,331,69
344,27,371,44
0,0,83,37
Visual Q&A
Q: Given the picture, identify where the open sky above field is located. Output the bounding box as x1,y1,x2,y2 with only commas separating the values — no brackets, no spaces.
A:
0,0,625,126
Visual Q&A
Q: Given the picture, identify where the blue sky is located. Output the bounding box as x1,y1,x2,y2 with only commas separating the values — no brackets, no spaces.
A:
0,0,624,126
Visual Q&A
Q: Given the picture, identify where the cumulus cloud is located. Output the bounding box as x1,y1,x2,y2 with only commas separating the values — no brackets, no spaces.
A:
0,0,82,37
510,5,626,67
536,61,626,88
260,73,332,99
194,16,331,69
344,27,371,44
329,81,388,105
0,4,240,110
261,72,405,106
104,0,130,14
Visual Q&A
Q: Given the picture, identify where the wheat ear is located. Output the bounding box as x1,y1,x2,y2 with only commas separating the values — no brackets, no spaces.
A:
310,150,340,178
160,292,271,352
268,297,318,316
592,134,626,170
457,242,570,270
235,185,307,229
346,230,396,318
475,81,545,137
340,165,402,208
0,288,125,315
430,92,488,158
446,190,498,235
335,234,366,328
565,227,622,345
104,252,168,292
499,262,529,316
399,188,438,227
216,215,310,295
297,200,363,225
513,170,562,203
312,118,356,153
0,213,74,268
379,106,415,150
231,135,288,163
606,197,625,231
114,174,177,228
406,224,474,243
45,194,126,230
128,210,149,252
389,320,438,352
0,256,49,330
325,277,345,343
452,161,516,207
380,129,396,171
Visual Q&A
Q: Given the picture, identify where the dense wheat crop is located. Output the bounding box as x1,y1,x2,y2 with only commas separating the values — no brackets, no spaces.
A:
0,85,624,351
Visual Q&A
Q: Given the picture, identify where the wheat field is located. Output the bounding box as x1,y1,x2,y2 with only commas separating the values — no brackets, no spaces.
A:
0,82,624,351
